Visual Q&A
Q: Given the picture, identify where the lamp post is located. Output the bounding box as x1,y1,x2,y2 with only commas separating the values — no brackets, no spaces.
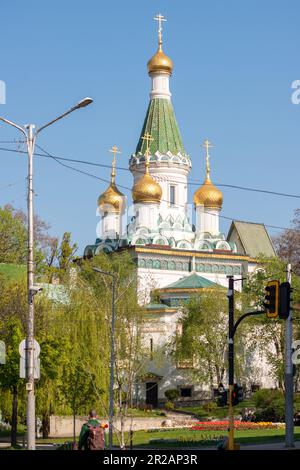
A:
0,97,93,450
92,266,116,449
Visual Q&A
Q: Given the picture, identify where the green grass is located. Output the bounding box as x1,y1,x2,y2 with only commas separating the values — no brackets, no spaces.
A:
0,263,26,281
123,408,166,418
177,399,255,420
36,427,300,449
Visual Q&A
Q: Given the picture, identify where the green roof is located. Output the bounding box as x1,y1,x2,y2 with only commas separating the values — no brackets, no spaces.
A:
163,273,220,290
135,98,187,156
227,221,276,258
0,263,26,281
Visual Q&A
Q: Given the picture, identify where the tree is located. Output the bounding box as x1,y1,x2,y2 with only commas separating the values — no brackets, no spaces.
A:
174,289,229,391
42,231,78,282
78,251,146,448
273,208,300,276
0,204,58,271
0,277,30,446
242,255,300,389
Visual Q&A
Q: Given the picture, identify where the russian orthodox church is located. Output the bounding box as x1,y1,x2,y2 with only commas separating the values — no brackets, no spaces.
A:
84,15,276,405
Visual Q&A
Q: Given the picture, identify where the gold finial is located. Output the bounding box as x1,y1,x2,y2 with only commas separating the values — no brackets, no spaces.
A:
154,13,166,51
109,145,121,183
202,139,213,181
142,133,154,174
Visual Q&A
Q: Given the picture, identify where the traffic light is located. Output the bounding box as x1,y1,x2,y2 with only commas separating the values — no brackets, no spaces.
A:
220,390,228,407
232,384,243,406
264,280,279,318
279,282,292,319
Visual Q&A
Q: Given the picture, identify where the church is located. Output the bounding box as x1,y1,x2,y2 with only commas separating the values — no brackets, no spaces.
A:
84,15,276,406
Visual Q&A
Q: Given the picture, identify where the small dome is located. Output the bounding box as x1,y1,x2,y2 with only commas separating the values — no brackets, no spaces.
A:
147,46,173,75
193,177,223,209
132,173,162,204
98,182,125,214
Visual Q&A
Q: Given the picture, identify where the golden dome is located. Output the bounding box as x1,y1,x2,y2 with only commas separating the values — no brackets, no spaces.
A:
147,45,173,75
98,182,125,214
193,176,223,209
132,172,162,204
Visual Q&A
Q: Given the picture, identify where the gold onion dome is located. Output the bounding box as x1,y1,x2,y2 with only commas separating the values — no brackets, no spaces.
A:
98,182,125,214
147,45,173,75
132,171,162,204
193,176,223,209
98,146,125,214
193,139,223,209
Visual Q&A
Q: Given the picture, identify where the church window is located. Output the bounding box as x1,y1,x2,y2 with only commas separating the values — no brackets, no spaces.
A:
170,185,176,206
180,387,192,398
168,261,176,270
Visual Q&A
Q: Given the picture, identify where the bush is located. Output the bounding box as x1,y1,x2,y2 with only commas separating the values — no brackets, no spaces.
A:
252,389,283,408
164,389,180,402
202,401,218,413
254,398,285,422
165,401,175,411
252,389,285,422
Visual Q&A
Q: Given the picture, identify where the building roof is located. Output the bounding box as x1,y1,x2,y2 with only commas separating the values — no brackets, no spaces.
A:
162,272,220,290
227,221,276,258
134,98,187,157
145,302,177,313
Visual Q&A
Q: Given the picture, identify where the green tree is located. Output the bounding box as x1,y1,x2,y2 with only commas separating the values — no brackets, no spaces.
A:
242,255,300,389
174,289,229,391
0,318,24,446
0,204,57,272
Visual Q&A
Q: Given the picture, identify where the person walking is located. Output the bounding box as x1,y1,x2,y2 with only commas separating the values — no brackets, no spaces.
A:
78,410,105,450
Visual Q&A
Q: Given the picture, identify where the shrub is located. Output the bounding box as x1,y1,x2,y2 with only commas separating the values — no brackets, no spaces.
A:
202,401,218,413
164,389,180,402
254,398,285,422
165,401,175,411
252,389,283,409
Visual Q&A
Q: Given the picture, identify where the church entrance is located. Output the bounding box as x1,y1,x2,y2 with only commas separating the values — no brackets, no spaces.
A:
146,382,158,407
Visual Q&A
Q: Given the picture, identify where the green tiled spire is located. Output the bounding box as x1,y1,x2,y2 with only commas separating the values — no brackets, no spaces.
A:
135,98,187,156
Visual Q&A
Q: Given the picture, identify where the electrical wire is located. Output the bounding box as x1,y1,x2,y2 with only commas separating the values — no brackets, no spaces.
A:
0,142,299,233
34,144,300,234
0,143,300,200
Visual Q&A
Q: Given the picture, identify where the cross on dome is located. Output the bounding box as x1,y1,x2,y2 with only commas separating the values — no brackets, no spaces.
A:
202,139,213,180
109,145,121,183
142,132,154,173
154,13,166,47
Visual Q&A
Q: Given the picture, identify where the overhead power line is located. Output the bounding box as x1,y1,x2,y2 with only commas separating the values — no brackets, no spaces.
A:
34,144,300,234
0,143,300,200
0,143,299,233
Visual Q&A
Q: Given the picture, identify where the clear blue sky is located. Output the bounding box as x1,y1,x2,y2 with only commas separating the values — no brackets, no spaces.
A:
0,0,299,252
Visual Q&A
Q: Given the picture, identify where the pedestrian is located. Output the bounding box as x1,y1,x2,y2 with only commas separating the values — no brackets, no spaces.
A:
78,410,105,450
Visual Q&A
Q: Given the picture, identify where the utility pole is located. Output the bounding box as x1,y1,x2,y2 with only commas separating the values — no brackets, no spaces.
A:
227,276,235,451
0,97,93,449
109,276,116,449
93,267,116,449
285,263,294,447
227,275,264,451
26,124,36,450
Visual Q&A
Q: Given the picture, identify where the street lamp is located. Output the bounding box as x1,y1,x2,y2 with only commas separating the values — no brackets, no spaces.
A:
0,97,93,450
92,266,116,450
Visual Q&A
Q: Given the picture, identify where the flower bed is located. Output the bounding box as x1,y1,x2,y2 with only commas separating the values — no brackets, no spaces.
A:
191,421,284,431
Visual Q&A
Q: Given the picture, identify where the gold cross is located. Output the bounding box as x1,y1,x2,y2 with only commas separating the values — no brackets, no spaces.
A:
202,139,213,180
109,145,121,182
142,133,154,173
154,13,166,46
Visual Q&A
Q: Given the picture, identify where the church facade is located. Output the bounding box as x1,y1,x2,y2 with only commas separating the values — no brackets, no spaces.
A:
84,16,276,406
